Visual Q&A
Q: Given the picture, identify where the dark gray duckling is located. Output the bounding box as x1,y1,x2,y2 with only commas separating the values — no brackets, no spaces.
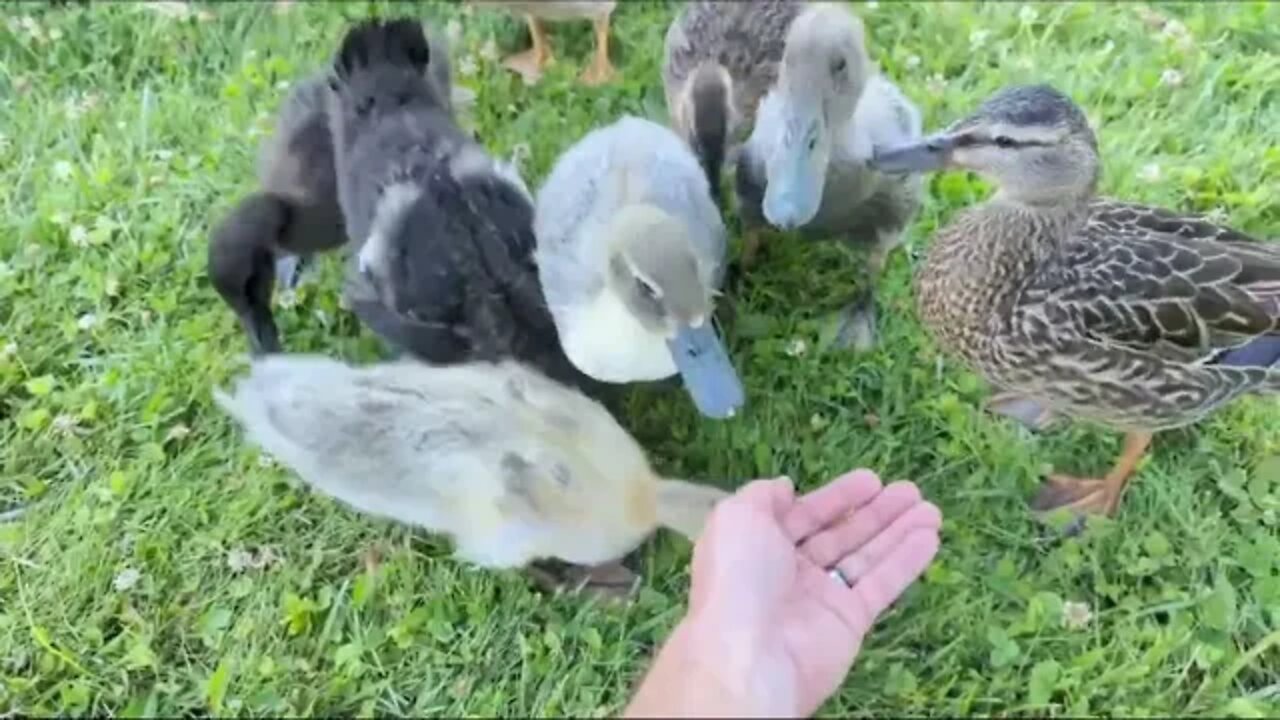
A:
326,18,603,398
206,30,457,356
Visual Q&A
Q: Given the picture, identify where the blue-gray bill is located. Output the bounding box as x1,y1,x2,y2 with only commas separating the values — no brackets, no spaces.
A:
667,322,745,420
870,134,954,174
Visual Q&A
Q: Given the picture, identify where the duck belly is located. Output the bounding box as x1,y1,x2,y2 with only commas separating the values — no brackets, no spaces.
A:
557,293,675,383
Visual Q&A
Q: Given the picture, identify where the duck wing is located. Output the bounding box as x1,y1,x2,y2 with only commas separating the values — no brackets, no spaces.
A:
1022,200,1280,366
1007,201,1280,428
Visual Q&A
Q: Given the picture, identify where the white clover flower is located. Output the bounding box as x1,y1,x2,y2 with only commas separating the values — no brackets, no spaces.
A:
1159,68,1184,88
77,313,99,331
1,342,16,359
905,54,921,70
144,2,195,20
52,414,80,434
480,37,500,63
785,338,808,357
53,161,74,180
969,29,990,50
113,567,142,592
1138,163,1162,183
1062,600,1093,629
1018,4,1038,24
165,424,191,441
458,55,479,78
69,225,89,247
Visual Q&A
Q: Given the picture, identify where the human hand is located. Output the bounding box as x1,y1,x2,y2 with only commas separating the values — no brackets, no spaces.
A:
626,470,941,718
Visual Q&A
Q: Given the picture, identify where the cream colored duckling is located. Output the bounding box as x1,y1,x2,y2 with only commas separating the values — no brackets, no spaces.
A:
214,354,727,598
470,1,618,86
534,116,745,420
669,1,924,351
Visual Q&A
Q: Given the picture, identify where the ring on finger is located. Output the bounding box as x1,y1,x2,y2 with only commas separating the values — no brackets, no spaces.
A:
827,566,854,589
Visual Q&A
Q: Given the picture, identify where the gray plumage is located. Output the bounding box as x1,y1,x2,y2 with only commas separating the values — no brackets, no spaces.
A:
535,116,727,315
206,26,457,356
326,18,600,396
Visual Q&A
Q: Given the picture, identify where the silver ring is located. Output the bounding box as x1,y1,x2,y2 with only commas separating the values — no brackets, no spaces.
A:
828,566,853,589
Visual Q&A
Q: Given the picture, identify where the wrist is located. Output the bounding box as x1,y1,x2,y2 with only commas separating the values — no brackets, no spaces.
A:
624,613,784,718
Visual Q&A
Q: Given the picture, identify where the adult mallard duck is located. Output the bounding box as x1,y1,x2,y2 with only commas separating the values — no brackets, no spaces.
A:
471,1,617,86
215,354,728,599
870,83,1280,520
534,115,745,420
662,0,923,351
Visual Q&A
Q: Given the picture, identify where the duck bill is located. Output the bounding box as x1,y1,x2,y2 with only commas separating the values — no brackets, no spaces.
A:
666,322,745,420
870,132,957,174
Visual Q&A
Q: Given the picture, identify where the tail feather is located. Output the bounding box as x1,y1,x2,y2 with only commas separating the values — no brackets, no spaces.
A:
654,479,729,541
334,18,431,80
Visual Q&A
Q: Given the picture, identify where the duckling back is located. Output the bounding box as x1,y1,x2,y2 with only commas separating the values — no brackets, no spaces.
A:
214,355,725,570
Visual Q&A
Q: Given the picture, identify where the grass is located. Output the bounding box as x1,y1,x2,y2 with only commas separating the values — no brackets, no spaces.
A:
2,0,1279,715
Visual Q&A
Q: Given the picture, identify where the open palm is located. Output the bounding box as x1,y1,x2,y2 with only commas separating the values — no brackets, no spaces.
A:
685,471,942,717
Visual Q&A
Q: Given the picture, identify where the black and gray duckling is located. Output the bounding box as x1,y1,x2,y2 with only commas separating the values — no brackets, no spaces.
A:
206,27,457,356
327,17,600,396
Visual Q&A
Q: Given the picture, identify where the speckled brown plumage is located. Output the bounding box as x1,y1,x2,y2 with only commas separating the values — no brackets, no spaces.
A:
891,83,1280,520
662,0,805,149
918,199,1280,433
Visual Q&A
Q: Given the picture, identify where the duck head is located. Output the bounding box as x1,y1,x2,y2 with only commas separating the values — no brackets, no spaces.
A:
869,84,1101,205
761,2,870,229
605,204,745,419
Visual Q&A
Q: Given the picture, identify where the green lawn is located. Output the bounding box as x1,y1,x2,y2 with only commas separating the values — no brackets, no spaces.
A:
2,0,1279,715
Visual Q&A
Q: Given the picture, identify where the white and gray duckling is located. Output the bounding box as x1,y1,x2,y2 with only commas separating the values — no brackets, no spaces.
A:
206,30,457,356
666,0,924,351
534,115,746,419
214,354,728,598
326,18,598,395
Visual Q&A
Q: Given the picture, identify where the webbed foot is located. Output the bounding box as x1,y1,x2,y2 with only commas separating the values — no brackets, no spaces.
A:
828,291,877,352
524,559,638,603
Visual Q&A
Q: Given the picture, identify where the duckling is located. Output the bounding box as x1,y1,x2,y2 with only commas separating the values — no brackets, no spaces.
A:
326,18,599,396
471,1,618,86
213,354,729,598
207,28,459,356
662,0,804,206
870,83,1280,522
207,72,346,355
534,115,746,419
666,0,924,351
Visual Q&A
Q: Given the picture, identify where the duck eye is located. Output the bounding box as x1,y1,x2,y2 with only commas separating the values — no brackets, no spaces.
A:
994,135,1016,148
831,57,847,75
637,279,660,300
356,96,375,116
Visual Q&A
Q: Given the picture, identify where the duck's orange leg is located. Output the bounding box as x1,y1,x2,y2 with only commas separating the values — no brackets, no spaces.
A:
1031,431,1153,518
503,14,554,85
579,12,618,85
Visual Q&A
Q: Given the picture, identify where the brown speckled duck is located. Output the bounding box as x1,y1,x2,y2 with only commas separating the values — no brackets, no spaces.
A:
871,84,1280,521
